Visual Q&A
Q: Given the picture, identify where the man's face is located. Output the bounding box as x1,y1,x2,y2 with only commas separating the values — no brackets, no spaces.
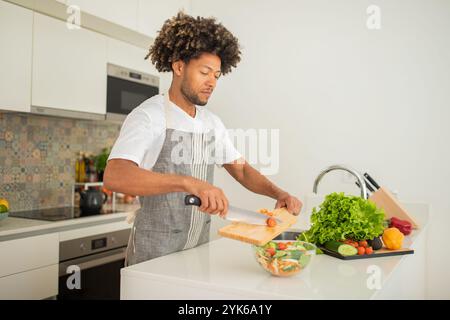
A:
180,53,222,106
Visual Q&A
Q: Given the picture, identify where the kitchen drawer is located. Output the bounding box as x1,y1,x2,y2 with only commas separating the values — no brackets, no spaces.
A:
0,264,58,300
0,233,59,278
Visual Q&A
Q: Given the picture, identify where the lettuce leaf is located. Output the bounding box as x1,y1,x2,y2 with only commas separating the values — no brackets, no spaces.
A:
301,192,385,245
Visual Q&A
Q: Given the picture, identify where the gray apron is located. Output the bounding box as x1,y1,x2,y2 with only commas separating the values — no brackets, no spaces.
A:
125,93,216,266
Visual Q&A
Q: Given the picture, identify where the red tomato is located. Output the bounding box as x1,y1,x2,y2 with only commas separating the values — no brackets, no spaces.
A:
359,240,368,248
266,218,277,227
357,247,366,255
277,242,287,250
266,248,276,256
365,247,374,255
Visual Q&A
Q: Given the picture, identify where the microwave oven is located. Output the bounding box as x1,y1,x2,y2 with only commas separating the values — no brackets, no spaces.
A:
106,63,159,121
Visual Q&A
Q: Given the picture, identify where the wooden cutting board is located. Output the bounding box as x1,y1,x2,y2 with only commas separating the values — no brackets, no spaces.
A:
369,187,420,229
218,207,298,246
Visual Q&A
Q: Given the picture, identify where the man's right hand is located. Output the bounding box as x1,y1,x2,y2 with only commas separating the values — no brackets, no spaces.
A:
185,177,228,217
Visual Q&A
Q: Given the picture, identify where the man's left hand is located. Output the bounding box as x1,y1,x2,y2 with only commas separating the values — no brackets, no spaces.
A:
275,193,303,216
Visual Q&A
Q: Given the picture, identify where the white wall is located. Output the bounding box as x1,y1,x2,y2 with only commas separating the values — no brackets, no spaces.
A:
59,0,191,38
190,0,450,298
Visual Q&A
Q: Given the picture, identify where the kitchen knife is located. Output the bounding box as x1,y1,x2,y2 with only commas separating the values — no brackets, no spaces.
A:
364,173,381,190
362,176,376,192
184,195,283,226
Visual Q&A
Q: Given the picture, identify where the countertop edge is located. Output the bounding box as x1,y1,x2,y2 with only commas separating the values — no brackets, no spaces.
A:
0,210,134,242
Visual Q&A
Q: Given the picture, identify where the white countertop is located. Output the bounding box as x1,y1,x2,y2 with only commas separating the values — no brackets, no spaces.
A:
121,203,429,300
0,203,139,241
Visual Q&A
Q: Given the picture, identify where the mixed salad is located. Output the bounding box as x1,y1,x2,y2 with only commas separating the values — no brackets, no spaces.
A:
254,240,316,276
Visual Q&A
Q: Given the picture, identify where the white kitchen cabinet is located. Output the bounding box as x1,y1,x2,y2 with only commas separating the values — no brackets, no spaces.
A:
63,0,139,31
137,0,191,38
0,233,59,300
0,265,58,300
0,0,33,112
32,12,108,115
107,37,158,75
0,233,59,278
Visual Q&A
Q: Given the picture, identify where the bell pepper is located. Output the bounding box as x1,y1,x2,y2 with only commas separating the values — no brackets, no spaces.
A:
389,217,412,235
382,227,404,250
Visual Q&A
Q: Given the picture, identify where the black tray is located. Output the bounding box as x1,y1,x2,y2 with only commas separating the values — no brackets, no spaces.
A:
319,246,414,260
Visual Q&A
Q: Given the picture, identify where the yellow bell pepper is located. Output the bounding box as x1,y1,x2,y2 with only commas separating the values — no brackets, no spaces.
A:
382,227,404,250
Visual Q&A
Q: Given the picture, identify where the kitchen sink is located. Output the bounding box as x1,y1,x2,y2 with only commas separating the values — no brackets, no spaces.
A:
273,231,302,241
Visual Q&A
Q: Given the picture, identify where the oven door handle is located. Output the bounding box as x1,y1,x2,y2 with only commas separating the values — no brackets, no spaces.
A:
59,247,126,276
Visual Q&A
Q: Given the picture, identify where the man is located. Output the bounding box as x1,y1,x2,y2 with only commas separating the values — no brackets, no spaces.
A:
104,12,302,266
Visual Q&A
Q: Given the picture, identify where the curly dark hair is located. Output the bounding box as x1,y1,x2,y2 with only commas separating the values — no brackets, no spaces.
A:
145,11,241,75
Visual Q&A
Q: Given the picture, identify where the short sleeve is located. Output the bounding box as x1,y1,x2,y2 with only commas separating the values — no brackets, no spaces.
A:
108,108,154,166
212,117,242,167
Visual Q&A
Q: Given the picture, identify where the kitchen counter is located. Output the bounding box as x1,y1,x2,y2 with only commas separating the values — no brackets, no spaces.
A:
120,203,429,300
0,203,139,241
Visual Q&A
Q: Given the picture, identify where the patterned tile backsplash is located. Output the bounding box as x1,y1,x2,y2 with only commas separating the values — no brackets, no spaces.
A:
0,112,121,212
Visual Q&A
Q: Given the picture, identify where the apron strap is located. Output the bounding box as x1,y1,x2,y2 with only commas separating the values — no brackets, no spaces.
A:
163,92,174,129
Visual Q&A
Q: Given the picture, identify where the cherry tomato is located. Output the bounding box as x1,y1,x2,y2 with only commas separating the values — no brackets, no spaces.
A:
266,218,277,227
357,247,366,255
277,242,287,250
266,248,276,256
359,240,368,248
365,247,374,255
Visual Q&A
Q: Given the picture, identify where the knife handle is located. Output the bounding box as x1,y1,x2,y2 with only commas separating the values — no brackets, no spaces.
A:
185,194,201,206
364,173,381,190
362,176,376,192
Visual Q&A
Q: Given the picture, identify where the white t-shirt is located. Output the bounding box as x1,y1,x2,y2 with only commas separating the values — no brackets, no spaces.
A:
108,94,241,169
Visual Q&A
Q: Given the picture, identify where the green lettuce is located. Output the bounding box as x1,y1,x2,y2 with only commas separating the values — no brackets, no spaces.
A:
299,192,385,245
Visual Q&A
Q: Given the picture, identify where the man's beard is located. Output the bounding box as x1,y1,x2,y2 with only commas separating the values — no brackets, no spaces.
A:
180,79,208,106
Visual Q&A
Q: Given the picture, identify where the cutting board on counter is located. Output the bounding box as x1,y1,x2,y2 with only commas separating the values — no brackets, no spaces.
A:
218,208,297,246
369,186,420,229
319,246,414,260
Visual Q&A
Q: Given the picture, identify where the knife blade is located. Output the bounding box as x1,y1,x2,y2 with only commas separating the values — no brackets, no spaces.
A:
363,173,381,190
225,205,283,225
184,195,282,226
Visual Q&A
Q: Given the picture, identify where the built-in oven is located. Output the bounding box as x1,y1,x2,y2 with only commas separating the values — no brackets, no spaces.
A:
58,228,130,300
106,63,159,122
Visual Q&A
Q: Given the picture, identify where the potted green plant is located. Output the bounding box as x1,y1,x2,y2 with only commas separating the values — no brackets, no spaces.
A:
94,147,111,182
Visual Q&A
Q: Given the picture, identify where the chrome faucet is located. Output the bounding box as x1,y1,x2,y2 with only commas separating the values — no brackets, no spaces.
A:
312,165,368,199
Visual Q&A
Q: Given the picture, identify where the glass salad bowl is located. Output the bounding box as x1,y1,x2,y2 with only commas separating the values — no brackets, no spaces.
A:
252,239,316,277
